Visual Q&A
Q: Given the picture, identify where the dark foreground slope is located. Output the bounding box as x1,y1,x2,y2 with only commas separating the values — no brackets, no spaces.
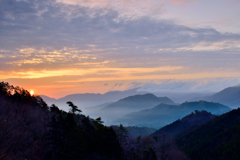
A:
0,82,122,160
113,126,157,138
151,110,216,138
0,82,51,160
116,101,231,129
176,108,240,160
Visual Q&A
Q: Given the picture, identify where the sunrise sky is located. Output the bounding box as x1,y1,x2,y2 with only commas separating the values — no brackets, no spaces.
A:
1,0,240,98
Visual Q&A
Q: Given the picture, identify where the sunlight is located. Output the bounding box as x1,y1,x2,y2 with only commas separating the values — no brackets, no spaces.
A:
30,90,34,96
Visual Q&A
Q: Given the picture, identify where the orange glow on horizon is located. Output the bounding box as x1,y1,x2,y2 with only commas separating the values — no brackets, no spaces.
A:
3,70,240,99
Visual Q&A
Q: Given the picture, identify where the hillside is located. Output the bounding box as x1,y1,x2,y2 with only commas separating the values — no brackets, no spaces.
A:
151,110,216,138
112,126,157,138
176,108,240,160
0,82,122,160
115,101,231,129
100,93,175,120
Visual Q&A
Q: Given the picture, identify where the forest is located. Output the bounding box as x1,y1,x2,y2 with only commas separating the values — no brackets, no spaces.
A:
1,81,240,160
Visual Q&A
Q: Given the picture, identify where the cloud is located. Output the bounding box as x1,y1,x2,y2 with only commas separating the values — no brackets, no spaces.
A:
0,66,185,80
114,83,119,87
1,0,240,97
56,0,164,20
137,78,240,93
1,0,239,51
169,0,196,5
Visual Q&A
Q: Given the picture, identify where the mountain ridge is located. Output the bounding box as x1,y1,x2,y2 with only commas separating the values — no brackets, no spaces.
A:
150,110,217,138
99,93,175,120
115,101,231,129
176,107,240,160
192,85,240,108
41,88,144,110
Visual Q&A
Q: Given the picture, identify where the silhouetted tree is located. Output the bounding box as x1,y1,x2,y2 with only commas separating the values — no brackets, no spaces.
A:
66,101,81,114
95,117,104,124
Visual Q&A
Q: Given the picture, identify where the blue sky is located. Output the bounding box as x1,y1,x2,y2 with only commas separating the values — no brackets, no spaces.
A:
0,0,240,98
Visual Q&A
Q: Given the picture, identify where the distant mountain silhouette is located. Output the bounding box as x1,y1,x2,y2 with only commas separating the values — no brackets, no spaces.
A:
151,110,216,138
115,101,231,129
41,88,144,111
99,93,175,120
192,85,240,108
176,108,240,160
206,86,240,108
40,95,57,104
84,102,114,119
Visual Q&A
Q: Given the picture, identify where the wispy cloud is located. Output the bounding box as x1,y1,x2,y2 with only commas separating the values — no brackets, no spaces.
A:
0,66,184,80
168,0,196,5
137,78,240,93
56,0,164,20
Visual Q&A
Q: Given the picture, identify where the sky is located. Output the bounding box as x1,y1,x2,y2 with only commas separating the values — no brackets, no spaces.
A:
1,0,240,98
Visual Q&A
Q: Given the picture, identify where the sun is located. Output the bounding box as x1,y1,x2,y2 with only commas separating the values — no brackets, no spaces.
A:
30,90,34,96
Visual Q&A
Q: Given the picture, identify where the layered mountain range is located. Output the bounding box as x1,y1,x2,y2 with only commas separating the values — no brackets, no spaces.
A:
41,88,143,110
99,93,175,119
41,85,240,128
2,82,240,160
